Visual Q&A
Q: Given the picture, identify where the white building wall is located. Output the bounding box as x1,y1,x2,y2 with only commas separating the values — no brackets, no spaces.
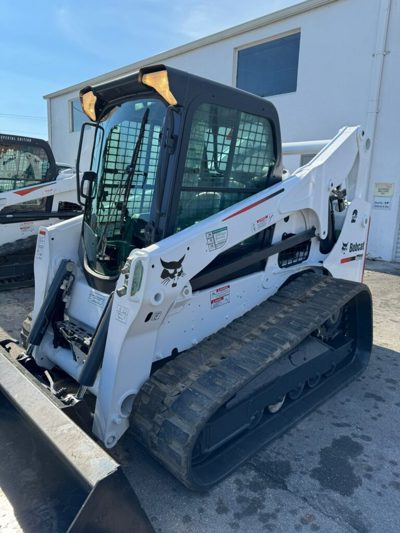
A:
365,0,400,260
49,92,81,166
47,0,400,260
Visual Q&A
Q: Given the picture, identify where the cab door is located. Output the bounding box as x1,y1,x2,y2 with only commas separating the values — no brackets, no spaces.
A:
0,134,58,221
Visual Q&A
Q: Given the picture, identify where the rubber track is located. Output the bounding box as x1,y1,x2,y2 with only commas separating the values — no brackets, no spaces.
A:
131,272,367,489
0,235,37,257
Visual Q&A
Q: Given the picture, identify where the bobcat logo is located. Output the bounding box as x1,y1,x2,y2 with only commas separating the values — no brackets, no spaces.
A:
351,209,358,223
160,256,185,287
342,242,348,252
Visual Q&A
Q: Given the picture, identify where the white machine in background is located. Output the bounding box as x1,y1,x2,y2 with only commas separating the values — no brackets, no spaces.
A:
0,133,81,288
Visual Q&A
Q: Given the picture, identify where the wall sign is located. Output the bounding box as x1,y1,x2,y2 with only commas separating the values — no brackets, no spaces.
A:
373,182,395,210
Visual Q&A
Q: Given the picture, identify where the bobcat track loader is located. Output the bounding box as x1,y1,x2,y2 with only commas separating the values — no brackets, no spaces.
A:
0,66,372,530
0,133,81,289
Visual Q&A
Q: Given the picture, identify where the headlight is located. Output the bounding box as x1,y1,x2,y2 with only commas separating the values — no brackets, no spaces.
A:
80,89,97,121
141,70,177,106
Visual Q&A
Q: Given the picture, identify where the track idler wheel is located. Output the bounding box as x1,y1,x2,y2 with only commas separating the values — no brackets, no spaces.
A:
307,374,321,388
267,394,286,414
248,409,264,429
288,382,305,400
324,363,336,377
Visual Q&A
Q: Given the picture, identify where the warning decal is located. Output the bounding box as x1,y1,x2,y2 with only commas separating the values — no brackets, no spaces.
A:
210,284,230,309
88,290,106,308
252,213,273,233
115,304,129,324
35,232,46,260
206,227,228,251
20,221,34,234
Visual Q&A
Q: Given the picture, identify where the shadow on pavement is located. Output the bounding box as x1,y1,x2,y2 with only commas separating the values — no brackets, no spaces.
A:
366,259,400,276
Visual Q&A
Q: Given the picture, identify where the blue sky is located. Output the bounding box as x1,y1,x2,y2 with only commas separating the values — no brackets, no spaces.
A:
0,0,301,140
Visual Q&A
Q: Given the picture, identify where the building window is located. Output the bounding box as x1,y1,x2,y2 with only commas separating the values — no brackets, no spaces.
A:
70,98,86,132
237,32,301,97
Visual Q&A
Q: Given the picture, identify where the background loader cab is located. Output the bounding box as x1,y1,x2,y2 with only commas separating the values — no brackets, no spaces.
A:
77,65,283,292
0,133,81,289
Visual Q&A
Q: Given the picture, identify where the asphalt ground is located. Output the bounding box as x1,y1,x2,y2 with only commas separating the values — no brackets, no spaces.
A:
0,260,399,532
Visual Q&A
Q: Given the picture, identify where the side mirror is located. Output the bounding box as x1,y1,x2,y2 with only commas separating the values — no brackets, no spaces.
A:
80,171,97,201
76,122,104,206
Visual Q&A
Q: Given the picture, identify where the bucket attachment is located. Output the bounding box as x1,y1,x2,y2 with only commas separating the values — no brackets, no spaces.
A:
0,343,154,532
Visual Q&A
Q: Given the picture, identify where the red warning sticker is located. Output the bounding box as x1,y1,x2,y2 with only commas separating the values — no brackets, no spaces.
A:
210,285,230,309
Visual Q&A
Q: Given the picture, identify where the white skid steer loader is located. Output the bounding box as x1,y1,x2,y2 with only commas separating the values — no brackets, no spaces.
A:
0,133,81,289
0,66,372,530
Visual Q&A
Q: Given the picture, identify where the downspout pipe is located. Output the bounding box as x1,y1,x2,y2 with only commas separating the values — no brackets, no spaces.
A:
364,0,392,201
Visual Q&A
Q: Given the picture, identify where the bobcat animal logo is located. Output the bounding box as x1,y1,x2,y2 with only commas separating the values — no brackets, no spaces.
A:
160,256,185,287
351,209,358,223
342,242,348,252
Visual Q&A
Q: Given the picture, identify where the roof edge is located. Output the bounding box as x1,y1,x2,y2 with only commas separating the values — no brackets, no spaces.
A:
44,0,337,100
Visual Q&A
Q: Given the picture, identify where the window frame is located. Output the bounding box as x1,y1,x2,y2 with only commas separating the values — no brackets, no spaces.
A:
90,97,166,249
234,29,301,98
69,97,87,133
162,89,281,240
173,102,276,233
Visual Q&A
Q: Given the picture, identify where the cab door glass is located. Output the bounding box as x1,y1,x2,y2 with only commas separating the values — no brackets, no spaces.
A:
175,102,275,232
0,142,53,213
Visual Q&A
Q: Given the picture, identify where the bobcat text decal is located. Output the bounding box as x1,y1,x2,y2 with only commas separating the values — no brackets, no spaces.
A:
342,241,365,253
340,241,365,264
160,256,185,287
348,242,365,253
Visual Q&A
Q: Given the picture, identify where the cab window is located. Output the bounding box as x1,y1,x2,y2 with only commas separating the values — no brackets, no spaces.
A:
0,142,54,213
175,102,275,232
0,142,52,193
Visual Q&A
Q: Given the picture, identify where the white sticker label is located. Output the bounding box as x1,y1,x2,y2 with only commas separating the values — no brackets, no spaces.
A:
115,304,129,324
206,227,228,251
374,182,394,197
373,197,392,210
20,221,34,233
35,232,46,260
252,213,273,233
210,285,230,309
88,290,106,308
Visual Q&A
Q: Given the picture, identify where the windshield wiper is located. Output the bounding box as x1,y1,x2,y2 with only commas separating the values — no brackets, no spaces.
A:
121,107,150,214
